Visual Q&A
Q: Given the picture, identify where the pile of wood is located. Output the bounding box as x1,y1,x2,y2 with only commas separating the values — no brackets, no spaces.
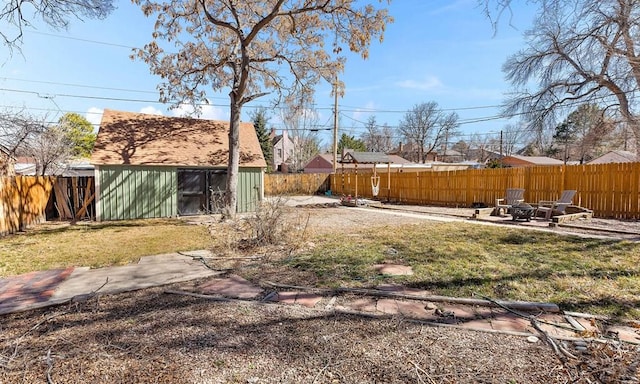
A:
52,177,95,222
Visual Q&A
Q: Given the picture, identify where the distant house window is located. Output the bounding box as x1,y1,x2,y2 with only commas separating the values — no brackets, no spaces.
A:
277,149,282,158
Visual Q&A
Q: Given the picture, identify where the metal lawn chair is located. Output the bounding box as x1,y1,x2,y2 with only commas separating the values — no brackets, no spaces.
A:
495,188,525,216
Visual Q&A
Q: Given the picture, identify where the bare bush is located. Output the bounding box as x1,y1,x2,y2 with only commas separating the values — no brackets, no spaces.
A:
208,197,310,258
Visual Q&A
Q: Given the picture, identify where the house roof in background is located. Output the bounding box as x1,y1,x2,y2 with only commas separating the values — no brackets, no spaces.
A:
503,155,564,165
589,150,638,164
440,149,463,156
310,153,414,166
341,152,391,164
91,109,266,168
14,158,95,176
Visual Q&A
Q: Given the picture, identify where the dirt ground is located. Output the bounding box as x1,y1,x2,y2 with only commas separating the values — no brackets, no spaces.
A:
1,203,639,384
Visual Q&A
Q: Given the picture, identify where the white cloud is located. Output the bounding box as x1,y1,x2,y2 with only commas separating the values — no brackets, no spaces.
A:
352,101,377,122
396,76,444,91
85,107,104,128
139,106,164,115
171,104,228,121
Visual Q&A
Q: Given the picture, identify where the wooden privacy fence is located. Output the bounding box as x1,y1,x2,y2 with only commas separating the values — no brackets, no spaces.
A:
264,173,330,196
330,163,640,220
0,176,54,235
0,176,95,235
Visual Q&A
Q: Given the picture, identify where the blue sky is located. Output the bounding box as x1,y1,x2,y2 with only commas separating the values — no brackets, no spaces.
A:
0,0,537,149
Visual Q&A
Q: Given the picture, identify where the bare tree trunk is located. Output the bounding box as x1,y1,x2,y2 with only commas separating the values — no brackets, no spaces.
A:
224,96,241,219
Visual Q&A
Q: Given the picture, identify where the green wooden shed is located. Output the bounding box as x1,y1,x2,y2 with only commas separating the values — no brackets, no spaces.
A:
90,109,266,221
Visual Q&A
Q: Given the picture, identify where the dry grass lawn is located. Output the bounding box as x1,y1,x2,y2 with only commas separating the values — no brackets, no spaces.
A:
0,219,211,277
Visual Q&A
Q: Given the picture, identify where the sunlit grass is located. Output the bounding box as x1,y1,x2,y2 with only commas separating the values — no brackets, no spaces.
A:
3,215,640,320
287,222,640,319
0,219,211,277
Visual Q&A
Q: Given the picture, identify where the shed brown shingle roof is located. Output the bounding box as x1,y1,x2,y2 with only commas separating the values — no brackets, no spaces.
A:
91,109,266,167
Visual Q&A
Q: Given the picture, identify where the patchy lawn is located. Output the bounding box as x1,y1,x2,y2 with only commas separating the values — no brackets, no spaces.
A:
235,211,640,320
2,207,640,320
0,219,211,277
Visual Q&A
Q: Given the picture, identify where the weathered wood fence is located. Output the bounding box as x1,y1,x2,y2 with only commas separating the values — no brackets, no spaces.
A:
264,173,330,196
330,163,640,220
0,176,95,235
0,176,54,235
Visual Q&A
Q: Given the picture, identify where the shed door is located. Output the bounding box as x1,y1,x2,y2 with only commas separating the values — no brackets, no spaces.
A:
177,169,227,215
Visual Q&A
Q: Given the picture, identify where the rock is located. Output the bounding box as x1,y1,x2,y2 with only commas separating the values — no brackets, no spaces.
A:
425,303,437,310
527,336,539,343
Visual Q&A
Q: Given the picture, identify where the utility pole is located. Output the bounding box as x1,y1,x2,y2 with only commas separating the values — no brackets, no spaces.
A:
499,130,504,167
332,76,339,173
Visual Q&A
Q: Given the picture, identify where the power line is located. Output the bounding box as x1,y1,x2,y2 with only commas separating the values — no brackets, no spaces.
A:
26,30,138,49
0,76,231,100
19,28,640,119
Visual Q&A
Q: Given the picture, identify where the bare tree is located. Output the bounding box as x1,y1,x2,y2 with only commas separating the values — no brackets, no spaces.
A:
468,132,494,162
1,0,114,48
280,104,321,172
133,0,392,218
501,123,528,156
500,0,640,156
398,102,459,163
0,109,71,175
25,126,72,175
566,104,615,163
361,115,394,152
0,108,41,155
380,123,395,153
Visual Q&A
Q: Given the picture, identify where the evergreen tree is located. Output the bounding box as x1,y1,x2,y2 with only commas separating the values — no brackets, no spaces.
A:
251,108,273,172
338,133,367,154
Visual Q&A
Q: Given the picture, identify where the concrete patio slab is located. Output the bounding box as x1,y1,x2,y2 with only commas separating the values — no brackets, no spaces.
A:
54,254,221,300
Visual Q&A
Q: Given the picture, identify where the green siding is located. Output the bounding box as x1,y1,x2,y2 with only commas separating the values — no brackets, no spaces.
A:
97,166,177,221
237,168,263,213
97,165,263,220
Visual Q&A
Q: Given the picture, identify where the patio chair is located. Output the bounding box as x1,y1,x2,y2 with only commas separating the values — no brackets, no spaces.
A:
495,188,525,216
535,190,577,220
